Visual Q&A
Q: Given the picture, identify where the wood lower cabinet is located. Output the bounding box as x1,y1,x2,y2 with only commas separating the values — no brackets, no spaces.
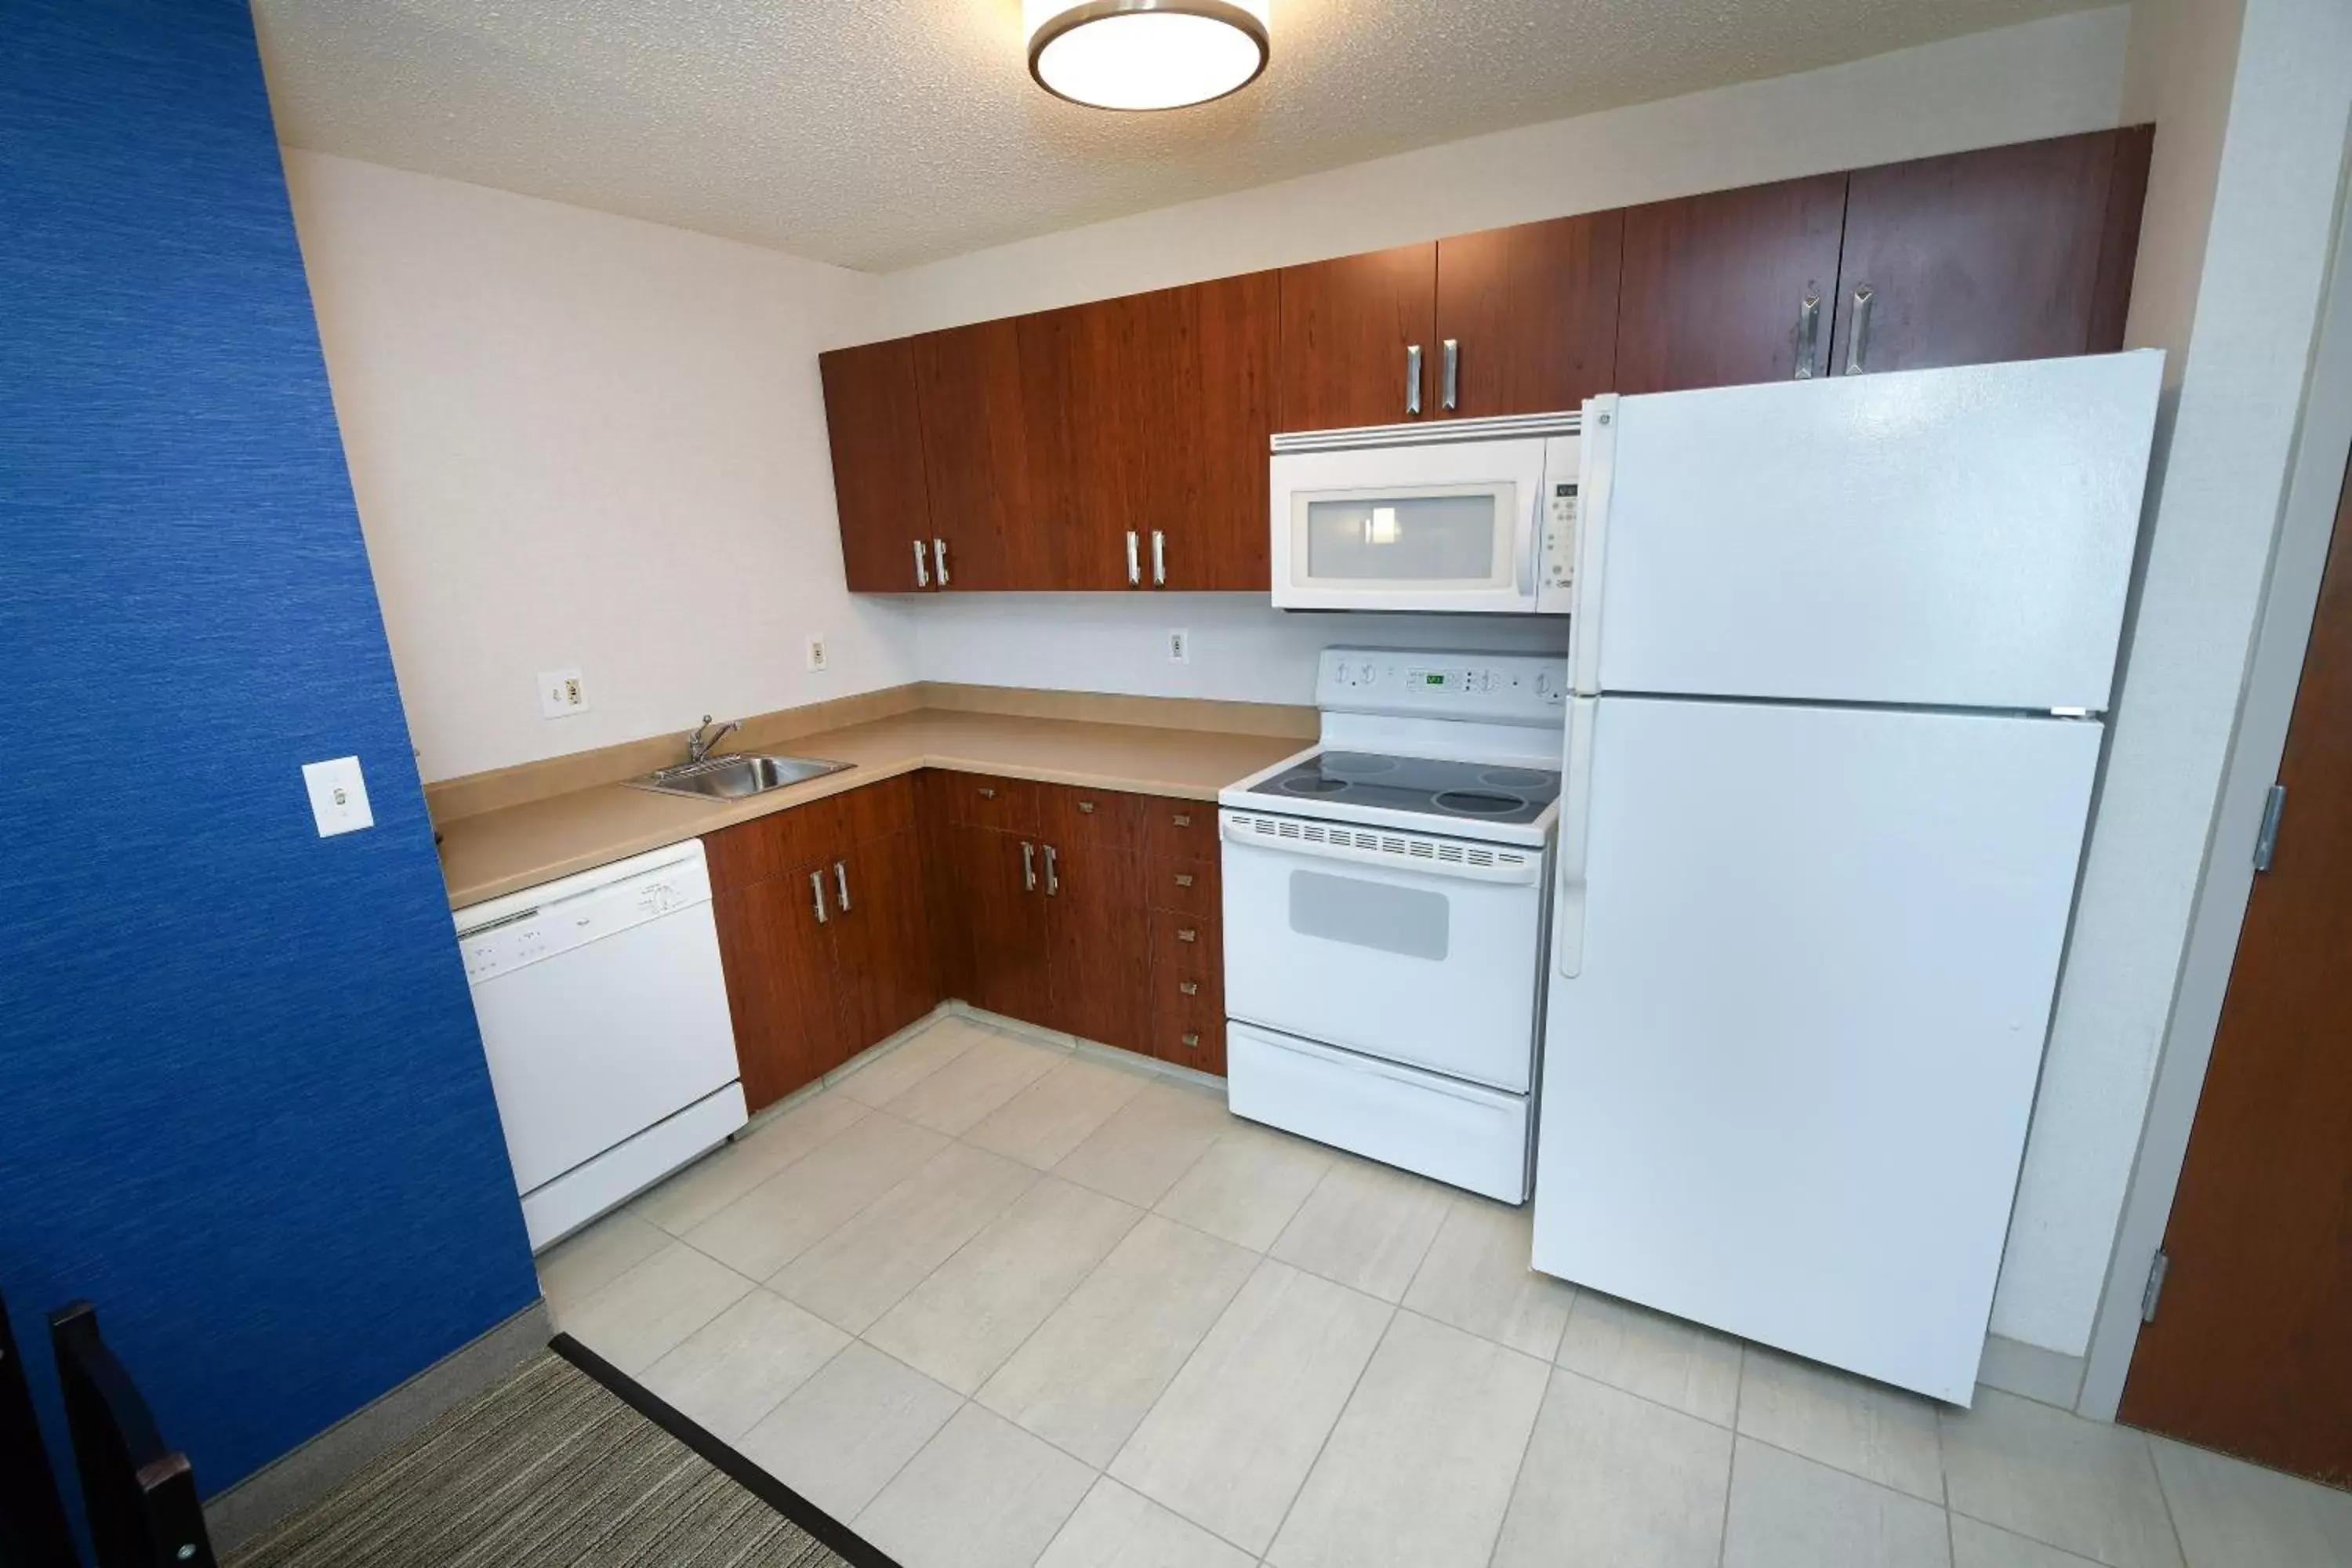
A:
1039,786,1153,1054
713,870,845,1109
826,826,936,1063
947,819,1051,1024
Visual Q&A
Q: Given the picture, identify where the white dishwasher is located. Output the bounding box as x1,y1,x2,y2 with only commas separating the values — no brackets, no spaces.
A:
456,840,746,1250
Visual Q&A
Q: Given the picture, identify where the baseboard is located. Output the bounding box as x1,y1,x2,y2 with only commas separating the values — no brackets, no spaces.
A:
945,1000,1230,1096
201,1300,552,1553
1977,1331,2088,1411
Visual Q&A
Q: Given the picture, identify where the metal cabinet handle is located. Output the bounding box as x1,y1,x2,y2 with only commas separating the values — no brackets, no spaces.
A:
1179,980,1200,996
977,786,997,800
1171,812,1192,828
1795,291,1821,379
1845,285,1875,373
1126,530,1141,586
1043,844,1059,896
1173,873,1195,888
1176,927,1198,943
808,869,827,924
1441,339,1459,411
1151,531,1166,586
932,537,950,586
1405,343,1423,416
1181,1032,1201,1050
1022,840,1036,891
1076,800,1095,814
913,538,930,587
834,860,851,913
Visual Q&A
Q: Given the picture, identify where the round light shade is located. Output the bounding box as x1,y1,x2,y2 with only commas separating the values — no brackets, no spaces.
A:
1026,0,1271,111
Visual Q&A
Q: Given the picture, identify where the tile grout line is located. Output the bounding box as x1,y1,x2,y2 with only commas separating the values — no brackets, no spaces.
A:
1481,1362,1558,1568
1250,1289,1403,1563
1715,1344,1747,1568
2142,1435,2197,1568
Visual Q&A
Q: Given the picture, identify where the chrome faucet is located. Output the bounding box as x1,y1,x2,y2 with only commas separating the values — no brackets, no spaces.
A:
685,713,742,765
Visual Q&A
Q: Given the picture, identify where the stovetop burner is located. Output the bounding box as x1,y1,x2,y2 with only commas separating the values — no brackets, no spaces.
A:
1280,775,1350,796
1247,750,1561,828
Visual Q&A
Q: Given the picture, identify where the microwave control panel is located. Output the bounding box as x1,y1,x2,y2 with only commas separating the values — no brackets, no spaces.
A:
1535,430,1580,615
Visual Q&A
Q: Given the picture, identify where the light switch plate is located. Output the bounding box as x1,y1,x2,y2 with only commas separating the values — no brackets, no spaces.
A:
1167,628,1192,665
538,668,590,718
302,756,375,837
805,635,829,673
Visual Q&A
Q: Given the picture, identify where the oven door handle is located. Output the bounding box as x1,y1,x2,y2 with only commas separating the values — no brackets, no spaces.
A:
1554,696,1596,978
1219,811,1544,887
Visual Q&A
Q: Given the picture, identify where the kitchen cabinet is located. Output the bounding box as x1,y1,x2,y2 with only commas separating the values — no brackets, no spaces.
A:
910,319,1042,590
1434,212,1624,419
1018,297,1156,590
1278,243,1439,432
1615,172,1852,393
1152,272,1279,590
1827,127,2151,376
818,338,932,592
1039,786,1153,1053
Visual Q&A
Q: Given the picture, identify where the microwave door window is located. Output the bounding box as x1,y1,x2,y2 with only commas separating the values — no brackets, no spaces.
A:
1306,492,1501,582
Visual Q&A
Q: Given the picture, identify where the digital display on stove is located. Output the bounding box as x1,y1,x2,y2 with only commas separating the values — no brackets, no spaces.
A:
1421,673,1446,687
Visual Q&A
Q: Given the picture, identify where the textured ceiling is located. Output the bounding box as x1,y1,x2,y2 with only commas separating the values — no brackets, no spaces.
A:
254,0,2100,273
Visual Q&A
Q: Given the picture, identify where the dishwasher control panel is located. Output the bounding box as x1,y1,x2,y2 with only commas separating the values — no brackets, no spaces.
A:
455,845,711,985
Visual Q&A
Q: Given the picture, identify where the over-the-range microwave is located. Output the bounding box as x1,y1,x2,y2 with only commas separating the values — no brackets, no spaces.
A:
1269,411,1580,614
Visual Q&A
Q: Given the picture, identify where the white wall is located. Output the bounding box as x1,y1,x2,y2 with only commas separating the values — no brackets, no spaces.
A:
282,151,913,782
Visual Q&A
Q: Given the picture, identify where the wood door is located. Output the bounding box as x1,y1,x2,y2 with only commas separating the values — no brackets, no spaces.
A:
1436,212,1623,419
818,339,932,593
1278,244,1438,432
1829,128,2154,376
1042,837,1152,1054
711,869,844,1112
1155,272,1279,590
916,771,971,1004
950,824,1050,1024
1018,297,1153,589
910,318,1045,590
1616,173,1849,392
828,827,938,1062
2119,459,2352,1484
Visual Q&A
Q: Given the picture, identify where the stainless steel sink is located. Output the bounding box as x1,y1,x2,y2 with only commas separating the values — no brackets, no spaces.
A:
626,752,851,800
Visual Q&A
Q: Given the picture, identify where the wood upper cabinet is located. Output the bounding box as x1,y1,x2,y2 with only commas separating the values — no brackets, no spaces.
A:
1278,243,1439,432
1828,127,2154,376
1019,296,1158,590
818,339,931,593
1435,212,1624,419
910,318,1043,590
1615,172,1851,393
1154,273,1279,590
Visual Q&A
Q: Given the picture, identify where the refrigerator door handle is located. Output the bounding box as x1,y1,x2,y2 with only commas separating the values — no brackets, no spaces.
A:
1570,397,1618,696
1555,695,1598,978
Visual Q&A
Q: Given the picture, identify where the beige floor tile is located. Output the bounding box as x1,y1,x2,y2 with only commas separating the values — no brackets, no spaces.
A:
964,1054,1151,1169
2150,1435,2352,1568
1740,1346,1946,1503
632,1092,869,1236
769,1141,1035,1332
1054,1081,1233,1207
735,1341,962,1523
1267,1156,1451,1302
1553,1287,1744,1427
637,1287,851,1441
978,1214,1259,1466
1401,1196,1577,1360
554,1240,753,1376
1724,1437,1952,1568
1951,1515,2108,1567
855,1403,1096,1568
1154,1124,1333,1250
881,1032,1064,1135
535,1207,669,1308
1036,1477,1259,1568
1269,1310,1551,1568
866,1177,1142,1393
1491,1368,1736,1568
681,1111,946,1280
837,1016,991,1106
1942,1390,2183,1568
1108,1258,1393,1553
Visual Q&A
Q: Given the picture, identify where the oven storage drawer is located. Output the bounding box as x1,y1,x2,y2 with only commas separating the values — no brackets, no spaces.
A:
1227,1022,1530,1203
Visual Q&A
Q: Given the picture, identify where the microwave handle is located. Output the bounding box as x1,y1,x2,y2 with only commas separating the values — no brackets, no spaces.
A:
1516,478,1541,597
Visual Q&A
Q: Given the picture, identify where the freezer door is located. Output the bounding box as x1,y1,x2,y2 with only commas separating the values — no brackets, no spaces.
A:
1577,352,2161,710
1533,696,2100,1403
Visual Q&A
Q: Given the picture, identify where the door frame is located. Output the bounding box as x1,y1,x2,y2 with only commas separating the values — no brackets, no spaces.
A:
2078,151,2352,1421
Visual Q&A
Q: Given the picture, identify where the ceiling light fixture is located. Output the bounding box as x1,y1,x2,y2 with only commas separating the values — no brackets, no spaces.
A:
1025,0,1271,112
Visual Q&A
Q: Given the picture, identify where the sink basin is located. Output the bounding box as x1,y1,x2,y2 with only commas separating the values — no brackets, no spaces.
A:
626,753,851,801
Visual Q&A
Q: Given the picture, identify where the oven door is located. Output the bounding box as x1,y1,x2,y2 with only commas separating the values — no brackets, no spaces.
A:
1220,810,1547,1092
1270,436,1553,613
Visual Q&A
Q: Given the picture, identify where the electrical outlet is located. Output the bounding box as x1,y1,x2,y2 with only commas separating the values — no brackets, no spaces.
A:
806,635,829,673
537,668,590,718
1167,628,1192,665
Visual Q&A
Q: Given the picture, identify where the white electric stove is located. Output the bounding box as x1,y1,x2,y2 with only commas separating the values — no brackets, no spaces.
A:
1218,647,1568,1202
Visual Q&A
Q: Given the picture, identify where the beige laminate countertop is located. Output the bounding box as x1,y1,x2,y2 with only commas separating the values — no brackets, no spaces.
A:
435,708,1308,909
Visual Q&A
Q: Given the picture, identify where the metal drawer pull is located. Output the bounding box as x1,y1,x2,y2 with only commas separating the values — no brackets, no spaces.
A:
1171,812,1192,828
808,870,827,924
1405,343,1423,416
1152,530,1166,586
1181,1032,1201,1050
1022,840,1036,891
1441,338,1459,411
1176,927,1198,943
1126,530,1141,586
1173,873,1195,887
1044,844,1059,895
932,536,950,586
834,861,851,913
913,538,929,587
1179,980,1200,996
1077,800,1095,814
1846,284,1875,373
1795,291,1821,379
977,786,997,799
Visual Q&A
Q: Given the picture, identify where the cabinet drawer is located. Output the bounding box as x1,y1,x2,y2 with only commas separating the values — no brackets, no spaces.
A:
1152,981,1226,1076
1151,908,1220,978
1145,798,1216,864
1149,855,1221,916
946,771,1041,833
1042,783,1146,850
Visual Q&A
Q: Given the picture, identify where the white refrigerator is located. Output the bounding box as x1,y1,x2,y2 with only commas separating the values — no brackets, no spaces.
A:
1531,351,2164,1405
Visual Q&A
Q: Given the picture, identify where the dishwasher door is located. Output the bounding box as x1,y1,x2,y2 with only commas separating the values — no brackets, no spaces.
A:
458,842,741,1202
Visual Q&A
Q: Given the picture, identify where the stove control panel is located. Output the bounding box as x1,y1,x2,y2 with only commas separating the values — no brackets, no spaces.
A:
1318,648,1569,721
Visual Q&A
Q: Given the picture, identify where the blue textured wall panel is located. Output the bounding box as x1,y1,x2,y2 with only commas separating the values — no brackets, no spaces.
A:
1,0,541,1501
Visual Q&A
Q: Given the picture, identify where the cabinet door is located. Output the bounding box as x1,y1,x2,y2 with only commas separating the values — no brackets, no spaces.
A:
1616,173,1849,392
712,869,845,1112
1278,244,1438,432
819,339,932,593
1155,272,1279,590
951,824,1051,1024
1829,129,2152,376
828,827,938,1063
911,318,1046,590
1018,299,1153,590
1043,837,1153,1054
1436,212,1623,419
